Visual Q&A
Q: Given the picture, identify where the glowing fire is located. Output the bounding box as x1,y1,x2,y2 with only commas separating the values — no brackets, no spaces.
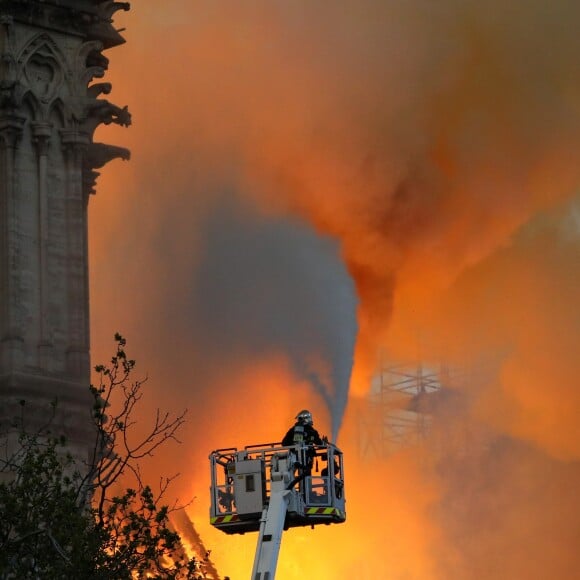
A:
92,1,580,578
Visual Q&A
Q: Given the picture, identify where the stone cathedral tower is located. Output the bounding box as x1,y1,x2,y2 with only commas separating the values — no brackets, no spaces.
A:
0,1,130,456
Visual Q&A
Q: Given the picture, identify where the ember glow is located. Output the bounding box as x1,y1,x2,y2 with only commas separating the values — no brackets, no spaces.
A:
91,1,580,578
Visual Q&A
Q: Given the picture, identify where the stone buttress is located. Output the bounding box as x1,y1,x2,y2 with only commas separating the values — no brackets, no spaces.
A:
0,0,131,461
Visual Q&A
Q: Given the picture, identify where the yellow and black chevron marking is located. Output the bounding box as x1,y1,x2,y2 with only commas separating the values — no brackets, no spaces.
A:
211,514,241,525
306,507,345,519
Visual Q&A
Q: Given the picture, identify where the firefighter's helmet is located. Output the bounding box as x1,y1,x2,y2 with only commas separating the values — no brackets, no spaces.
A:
296,409,313,426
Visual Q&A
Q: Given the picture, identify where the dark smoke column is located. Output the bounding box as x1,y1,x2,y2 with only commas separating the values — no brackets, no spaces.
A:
0,0,130,460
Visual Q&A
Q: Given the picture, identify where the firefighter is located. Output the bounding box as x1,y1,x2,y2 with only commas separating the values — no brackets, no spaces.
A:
282,409,323,446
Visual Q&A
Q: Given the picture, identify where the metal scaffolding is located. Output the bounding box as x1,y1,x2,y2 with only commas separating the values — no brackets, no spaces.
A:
357,354,495,460
357,361,458,459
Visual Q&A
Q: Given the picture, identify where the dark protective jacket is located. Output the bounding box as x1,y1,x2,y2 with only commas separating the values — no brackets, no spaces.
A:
281,422,322,446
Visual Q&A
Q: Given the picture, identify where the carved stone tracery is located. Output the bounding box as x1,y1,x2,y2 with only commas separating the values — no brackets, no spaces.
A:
0,1,131,452
0,4,132,174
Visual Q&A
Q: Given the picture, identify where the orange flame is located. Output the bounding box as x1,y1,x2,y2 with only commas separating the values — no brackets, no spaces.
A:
92,2,580,578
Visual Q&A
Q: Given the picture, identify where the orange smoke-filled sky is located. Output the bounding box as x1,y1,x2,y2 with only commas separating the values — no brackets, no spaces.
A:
90,2,580,578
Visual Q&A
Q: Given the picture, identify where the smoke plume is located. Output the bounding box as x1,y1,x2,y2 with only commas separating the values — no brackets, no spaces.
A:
185,194,356,440
90,1,580,578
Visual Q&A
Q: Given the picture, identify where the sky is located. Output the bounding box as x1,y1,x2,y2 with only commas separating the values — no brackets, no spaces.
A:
89,2,580,578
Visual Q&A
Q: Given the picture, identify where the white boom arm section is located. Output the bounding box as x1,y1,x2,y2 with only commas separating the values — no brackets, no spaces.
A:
251,491,290,580
251,453,295,580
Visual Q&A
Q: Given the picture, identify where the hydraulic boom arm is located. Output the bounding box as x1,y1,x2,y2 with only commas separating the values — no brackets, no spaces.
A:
251,451,296,579
251,489,290,580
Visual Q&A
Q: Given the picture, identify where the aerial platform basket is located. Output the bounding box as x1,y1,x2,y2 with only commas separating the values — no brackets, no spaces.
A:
209,441,346,535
